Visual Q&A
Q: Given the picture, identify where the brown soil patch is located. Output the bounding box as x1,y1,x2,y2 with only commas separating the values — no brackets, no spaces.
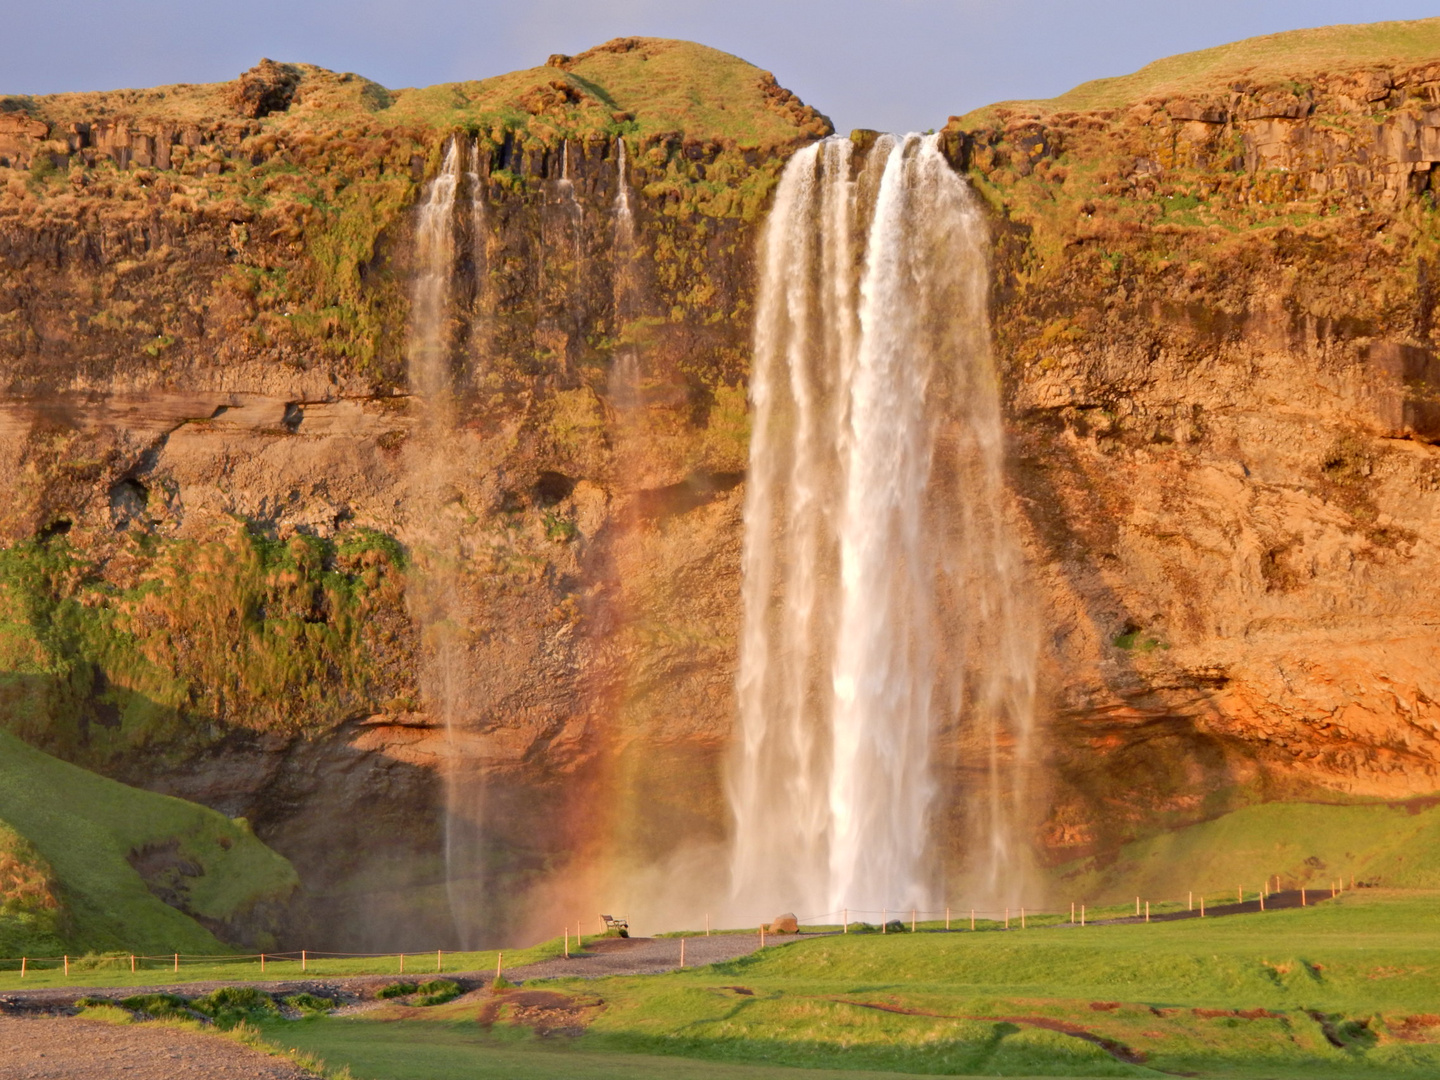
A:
477,988,602,1037
1389,1014,1440,1042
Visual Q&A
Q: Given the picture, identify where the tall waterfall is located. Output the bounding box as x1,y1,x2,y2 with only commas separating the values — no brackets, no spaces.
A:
404,136,491,946
728,133,1037,920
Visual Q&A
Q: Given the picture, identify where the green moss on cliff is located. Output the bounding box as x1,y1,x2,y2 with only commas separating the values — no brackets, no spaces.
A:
0,524,412,764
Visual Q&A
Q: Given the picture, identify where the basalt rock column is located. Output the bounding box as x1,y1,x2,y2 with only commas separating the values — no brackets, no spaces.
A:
729,134,1038,920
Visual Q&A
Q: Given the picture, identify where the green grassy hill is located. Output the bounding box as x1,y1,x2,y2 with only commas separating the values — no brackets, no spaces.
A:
0,729,297,957
962,15,1440,121
12,37,829,150
1049,798,1440,906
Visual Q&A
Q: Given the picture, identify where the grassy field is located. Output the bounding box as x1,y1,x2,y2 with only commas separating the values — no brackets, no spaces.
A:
0,729,297,957
235,889,1440,1079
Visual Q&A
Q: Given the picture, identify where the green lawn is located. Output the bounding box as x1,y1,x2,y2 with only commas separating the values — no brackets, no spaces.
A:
250,890,1440,1079
0,729,297,957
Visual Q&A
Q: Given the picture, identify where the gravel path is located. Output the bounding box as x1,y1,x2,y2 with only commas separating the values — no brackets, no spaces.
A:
0,1016,316,1079
0,933,816,1013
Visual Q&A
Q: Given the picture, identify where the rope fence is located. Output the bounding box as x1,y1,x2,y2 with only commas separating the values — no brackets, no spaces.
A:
0,873,1353,982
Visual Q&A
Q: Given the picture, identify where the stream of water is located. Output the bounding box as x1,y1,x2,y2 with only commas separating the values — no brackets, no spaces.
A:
728,133,1037,919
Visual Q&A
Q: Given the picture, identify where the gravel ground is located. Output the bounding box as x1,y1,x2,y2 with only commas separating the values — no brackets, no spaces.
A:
0,932,818,1014
508,931,820,980
0,1016,316,1079
0,934,814,1076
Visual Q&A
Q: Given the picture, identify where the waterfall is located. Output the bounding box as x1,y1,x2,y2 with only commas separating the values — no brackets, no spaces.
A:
728,133,1037,919
614,137,635,249
403,136,496,947
609,137,640,411
409,139,461,400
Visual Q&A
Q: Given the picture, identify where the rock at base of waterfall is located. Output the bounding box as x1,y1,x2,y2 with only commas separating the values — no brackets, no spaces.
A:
770,913,799,934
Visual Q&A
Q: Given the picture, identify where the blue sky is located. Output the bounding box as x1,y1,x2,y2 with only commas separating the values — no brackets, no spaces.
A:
6,1,1440,132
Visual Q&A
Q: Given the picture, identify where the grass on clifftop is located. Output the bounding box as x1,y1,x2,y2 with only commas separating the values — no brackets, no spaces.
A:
962,15,1440,121
12,38,826,151
253,890,1440,1079
0,729,297,958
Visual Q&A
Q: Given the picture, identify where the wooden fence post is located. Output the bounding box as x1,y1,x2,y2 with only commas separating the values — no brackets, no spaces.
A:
1004,908,1009,930
911,909,916,933
1135,896,1140,916
1188,891,1193,911
130,954,135,973
1021,907,1026,929
399,953,405,975
946,906,950,931
172,953,177,974
1145,901,1150,923
1301,888,1307,907
706,913,710,937
302,950,307,972
64,955,69,977
564,928,569,959
843,908,848,934
496,952,503,981
1200,896,1205,917
680,938,686,968
1259,889,1265,912
882,908,887,933
20,957,25,978
1081,905,1086,926
1071,901,1075,924
970,909,975,931
437,949,443,973
261,954,265,974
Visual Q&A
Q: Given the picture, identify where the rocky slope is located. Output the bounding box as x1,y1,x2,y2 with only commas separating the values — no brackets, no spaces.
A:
2,22,1440,944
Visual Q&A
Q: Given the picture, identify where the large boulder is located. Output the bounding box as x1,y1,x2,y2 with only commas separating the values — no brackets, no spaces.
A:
769,913,799,934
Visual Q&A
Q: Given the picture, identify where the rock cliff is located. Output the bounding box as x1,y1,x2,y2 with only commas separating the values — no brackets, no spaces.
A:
945,18,1440,868
2,22,1439,944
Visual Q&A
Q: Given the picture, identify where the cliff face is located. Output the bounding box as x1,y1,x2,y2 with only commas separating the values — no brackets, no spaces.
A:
945,24,1440,865
2,23,1440,944
0,38,824,946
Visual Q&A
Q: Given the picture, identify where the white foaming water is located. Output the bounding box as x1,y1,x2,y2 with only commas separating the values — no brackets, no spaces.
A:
729,134,1037,920
614,138,635,248
409,138,461,399
405,136,496,946
609,137,640,411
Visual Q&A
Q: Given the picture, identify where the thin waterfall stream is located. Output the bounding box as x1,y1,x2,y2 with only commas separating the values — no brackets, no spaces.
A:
728,133,1037,920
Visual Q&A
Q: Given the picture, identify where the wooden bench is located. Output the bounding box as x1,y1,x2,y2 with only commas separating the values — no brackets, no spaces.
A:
600,914,629,934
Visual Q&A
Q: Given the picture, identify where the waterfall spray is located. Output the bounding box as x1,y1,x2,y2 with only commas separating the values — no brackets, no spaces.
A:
728,134,1037,918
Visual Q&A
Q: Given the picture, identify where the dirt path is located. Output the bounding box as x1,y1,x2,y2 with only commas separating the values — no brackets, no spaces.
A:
0,1016,316,1079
